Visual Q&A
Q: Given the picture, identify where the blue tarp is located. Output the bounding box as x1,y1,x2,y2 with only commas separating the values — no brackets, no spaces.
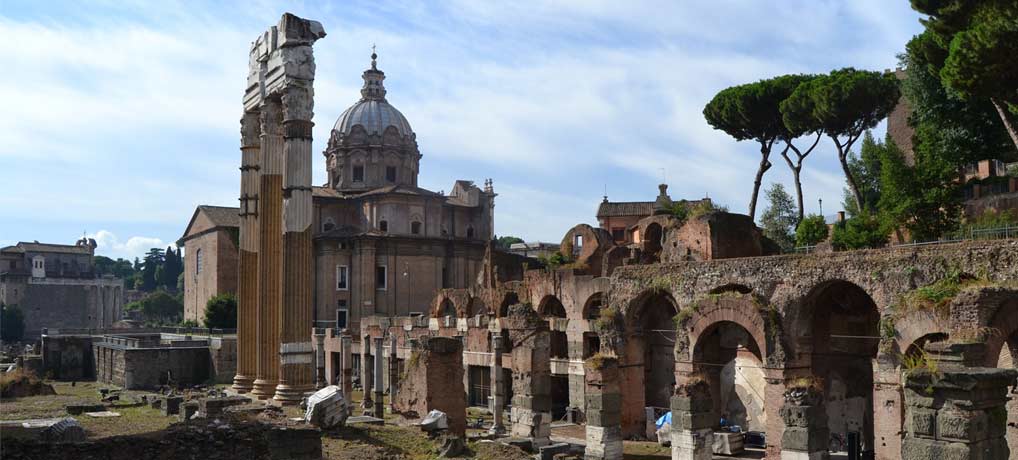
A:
655,411,672,429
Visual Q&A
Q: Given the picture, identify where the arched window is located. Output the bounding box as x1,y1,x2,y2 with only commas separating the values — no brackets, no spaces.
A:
379,220,388,232
195,249,203,278
411,221,422,235
466,226,475,239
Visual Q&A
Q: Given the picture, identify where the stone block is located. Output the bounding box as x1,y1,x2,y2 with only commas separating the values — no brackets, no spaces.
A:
672,411,715,431
585,393,621,412
180,402,199,422
201,396,250,416
908,408,936,438
780,426,829,453
670,395,712,414
163,396,183,416
937,409,988,442
585,410,621,427
539,443,571,460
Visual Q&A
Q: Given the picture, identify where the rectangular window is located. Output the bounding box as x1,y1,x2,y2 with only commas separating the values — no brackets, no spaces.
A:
336,265,349,290
375,265,387,290
353,165,364,182
411,221,421,235
336,300,348,329
385,166,396,182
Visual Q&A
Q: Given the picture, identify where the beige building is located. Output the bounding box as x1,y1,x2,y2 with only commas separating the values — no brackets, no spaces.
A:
179,205,240,323
184,53,495,332
0,239,123,336
313,54,495,330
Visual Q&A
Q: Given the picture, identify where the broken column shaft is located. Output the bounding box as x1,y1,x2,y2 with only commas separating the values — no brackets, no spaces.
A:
373,336,384,418
489,333,505,435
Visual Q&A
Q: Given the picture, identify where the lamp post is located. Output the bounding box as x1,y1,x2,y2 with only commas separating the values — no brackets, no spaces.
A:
819,198,823,217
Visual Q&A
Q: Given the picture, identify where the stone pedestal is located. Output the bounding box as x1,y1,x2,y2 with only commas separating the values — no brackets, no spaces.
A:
393,336,467,436
779,382,829,460
314,329,326,390
388,334,398,411
362,335,373,409
489,333,506,436
901,343,1017,460
340,334,353,398
584,356,622,460
670,380,714,460
504,303,552,447
373,337,384,418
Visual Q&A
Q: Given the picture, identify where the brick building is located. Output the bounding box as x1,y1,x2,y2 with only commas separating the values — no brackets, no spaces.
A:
0,239,123,336
179,205,240,323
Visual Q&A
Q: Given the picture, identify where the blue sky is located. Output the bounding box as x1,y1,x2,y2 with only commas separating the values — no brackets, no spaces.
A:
0,1,924,260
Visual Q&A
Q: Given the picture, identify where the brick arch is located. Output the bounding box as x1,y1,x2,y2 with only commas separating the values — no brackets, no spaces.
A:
582,292,605,320
892,309,950,362
983,298,1018,367
708,283,753,295
786,278,880,356
431,296,456,318
686,295,771,364
498,291,521,318
537,295,566,318
623,288,678,330
466,296,488,317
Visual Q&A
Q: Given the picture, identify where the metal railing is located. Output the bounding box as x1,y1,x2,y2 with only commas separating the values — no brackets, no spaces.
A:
792,225,1018,253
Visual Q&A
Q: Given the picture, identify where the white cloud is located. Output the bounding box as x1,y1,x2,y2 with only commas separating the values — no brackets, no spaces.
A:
89,230,167,261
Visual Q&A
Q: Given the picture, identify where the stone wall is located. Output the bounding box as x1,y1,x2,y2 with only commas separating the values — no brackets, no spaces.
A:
94,343,212,389
17,278,123,336
393,336,466,436
41,334,95,380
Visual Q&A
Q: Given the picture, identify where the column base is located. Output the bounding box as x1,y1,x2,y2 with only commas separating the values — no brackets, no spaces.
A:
232,374,255,393
251,378,277,400
273,383,313,405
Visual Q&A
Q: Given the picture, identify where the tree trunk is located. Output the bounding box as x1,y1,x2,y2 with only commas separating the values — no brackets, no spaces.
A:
991,97,1018,152
749,142,773,221
837,142,865,214
779,145,805,223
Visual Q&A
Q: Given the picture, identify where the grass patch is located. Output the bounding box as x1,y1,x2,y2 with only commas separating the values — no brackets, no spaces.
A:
900,270,988,315
322,424,438,460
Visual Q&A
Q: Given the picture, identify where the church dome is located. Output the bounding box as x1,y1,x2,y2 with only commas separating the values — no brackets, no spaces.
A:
332,52,414,139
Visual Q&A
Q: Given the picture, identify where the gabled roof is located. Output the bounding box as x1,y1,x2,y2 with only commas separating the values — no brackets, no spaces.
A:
8,242,91,255
596,201,655,218
179,205,240,243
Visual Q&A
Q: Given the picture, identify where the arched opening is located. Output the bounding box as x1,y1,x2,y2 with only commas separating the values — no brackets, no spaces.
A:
583,292,604,320
644,223,663,262
984,298,1018,455
903,332,948,362
379,220,388,233
467,297,488,317
692,320,766,433
805,280,880,455
538,296,567,319
439,298,456,318
499,292,520,318
466,226,475,239
631,291,678,412
709,284,752,295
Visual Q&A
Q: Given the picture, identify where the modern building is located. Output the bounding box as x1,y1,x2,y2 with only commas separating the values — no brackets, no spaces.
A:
0,238,123,336
179,205,241,323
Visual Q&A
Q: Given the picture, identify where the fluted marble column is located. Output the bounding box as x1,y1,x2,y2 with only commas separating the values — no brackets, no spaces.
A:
233,110,261,393
251,101,284,400
274,84,316,404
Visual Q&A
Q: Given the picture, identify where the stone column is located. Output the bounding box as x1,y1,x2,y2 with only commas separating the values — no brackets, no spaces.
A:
274,82,317,404
314,329,326,390
779,380,829,460
902,342,1017,460
232,110,260,394
341,333,353,397
585,356,623,460
670,380,714,460
250,100,284,401
489,333,506,435
388,333,398,411
873,354,904,460
504,303,551,447
373,336,385,418
362,335,373,409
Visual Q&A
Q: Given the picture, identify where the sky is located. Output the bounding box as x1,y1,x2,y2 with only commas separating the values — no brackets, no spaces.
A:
0,0,926,260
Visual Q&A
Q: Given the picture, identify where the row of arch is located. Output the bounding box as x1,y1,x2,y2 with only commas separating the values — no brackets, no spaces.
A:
617,279,1018,456
431,291,605,320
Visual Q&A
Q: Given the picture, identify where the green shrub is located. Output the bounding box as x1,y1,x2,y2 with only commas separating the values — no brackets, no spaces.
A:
831,213,888,250
203,293,237,329
795,214,828,247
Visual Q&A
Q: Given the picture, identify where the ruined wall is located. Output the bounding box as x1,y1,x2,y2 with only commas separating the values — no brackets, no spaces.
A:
393,336,466,436
41,335,95,380
94,344,213,389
